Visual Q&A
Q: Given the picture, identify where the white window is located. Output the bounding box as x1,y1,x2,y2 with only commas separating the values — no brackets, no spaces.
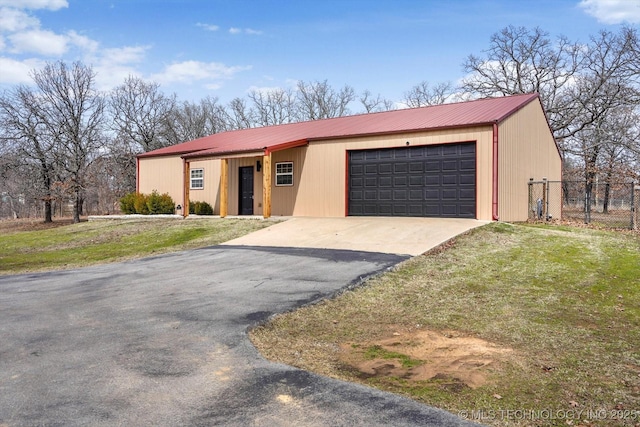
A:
190,168,204,189
275,162,293,186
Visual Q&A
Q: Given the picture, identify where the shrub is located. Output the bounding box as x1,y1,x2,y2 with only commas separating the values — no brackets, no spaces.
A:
189,200,214,215
119,192,136,214
133,193,149,215
119,191,175,215
146,190,175,214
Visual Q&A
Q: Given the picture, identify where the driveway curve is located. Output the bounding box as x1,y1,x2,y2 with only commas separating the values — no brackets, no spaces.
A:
1,244,480,426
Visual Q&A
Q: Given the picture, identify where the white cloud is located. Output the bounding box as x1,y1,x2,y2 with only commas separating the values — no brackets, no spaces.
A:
9,29,68,55
229,27,263,35
67,30,98,53
578,0,640,24
151,60,251,84
0,56,45,84
0,0,68,10
90,46,150,91
197,23,219,31
0,7,39,32
100,45,149,65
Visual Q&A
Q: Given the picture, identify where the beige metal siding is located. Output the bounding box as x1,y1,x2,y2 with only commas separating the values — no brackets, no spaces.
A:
285,128,495,220
270,149,305,216
188,159,222,214
138,156,223,214
498,101,562,221
138,156,184,209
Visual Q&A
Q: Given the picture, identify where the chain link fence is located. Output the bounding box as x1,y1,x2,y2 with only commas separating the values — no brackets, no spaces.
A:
528,180,639,229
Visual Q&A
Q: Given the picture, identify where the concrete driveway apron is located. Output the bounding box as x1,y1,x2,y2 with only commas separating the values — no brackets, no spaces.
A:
0,222,484,426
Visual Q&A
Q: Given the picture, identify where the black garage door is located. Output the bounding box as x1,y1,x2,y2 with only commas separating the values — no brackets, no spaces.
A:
348,142,476,218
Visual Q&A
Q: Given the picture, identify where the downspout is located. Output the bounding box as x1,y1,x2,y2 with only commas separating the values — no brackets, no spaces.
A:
136,157,140,193
492,122,499,221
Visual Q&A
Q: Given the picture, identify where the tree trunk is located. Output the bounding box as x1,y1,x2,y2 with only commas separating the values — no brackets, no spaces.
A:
44,198,53,223
72,190,81,223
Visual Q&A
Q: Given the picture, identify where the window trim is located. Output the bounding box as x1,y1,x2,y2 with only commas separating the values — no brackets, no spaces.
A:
275,161,294,187
190,168,204,190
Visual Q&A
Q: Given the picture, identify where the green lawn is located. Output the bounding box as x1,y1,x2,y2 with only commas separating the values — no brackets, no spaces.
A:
0,218,273,275
251,223,640,427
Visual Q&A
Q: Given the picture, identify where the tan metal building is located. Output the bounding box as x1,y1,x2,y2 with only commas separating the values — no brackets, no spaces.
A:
137,93,561,221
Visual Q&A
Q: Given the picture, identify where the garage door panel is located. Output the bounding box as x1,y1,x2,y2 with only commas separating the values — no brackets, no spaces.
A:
460,159,476,170
459,173,475,185
394,176,407,186
426,161,441,171
409,189,423,200
442,160,458,171
349,142,476,218
442,174,458,185
425,189,440,200
379,163,393,174
409,162,424,173
425,175,440,186
393,204,408,215
442,189,458,200
378,204,392,215
379,190,392,200
379,177,392,187
409,176,423,186
393,189,407,200
459,143,476,155
459,188,476,200
394,149,409,158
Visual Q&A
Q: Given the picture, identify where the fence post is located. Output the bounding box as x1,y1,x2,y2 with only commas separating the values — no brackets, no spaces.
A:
528,178,533,220
542,178,547,221
546,179,551,221
633,183,639,231
585,186,591,224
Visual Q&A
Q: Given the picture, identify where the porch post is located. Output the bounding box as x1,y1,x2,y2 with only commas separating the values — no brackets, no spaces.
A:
183,160,190,218
220,158,229,218
263,152,272,218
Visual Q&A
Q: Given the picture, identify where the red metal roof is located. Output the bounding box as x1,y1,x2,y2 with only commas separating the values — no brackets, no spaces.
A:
138,93,541,159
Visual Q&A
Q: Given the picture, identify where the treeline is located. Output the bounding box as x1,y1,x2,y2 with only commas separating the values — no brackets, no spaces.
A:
1,25,639,221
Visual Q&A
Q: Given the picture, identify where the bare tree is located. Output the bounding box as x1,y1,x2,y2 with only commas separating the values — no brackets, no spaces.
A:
227,97,255,130
163,96,230,144
359,90,395,113
402,81,453,107
462,26,640,139
0,86,57,222
83,136,137,215
110,76,176,152
31,61,106,223
248,87,296,126
295,80,355,120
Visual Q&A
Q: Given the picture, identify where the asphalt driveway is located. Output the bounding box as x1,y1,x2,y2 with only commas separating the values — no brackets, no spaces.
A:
0,242,481,425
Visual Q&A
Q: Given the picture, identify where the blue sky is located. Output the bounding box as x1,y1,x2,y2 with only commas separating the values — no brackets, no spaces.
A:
1,0,639,104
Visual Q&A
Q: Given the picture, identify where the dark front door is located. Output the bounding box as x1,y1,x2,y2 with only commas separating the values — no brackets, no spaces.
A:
239,166,254,215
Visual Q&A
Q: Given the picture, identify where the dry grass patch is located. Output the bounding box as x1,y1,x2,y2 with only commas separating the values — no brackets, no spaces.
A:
251,223,640,427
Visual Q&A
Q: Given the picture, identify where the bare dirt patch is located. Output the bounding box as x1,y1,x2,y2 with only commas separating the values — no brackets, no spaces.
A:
0,217,81,233
340,329,513,390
